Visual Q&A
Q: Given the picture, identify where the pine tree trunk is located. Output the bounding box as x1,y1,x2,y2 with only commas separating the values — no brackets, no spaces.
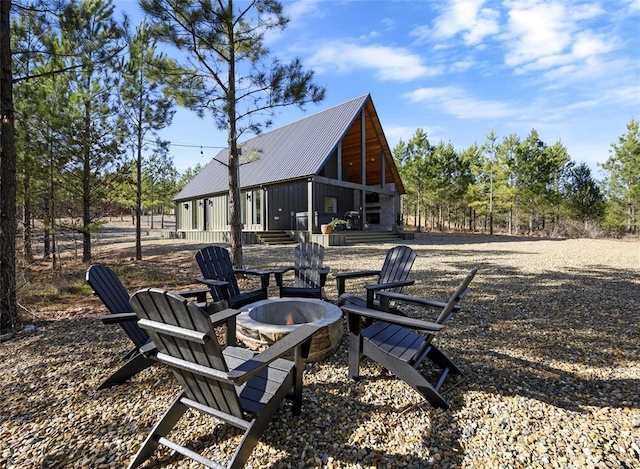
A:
227,1,243,268
0,0,18,331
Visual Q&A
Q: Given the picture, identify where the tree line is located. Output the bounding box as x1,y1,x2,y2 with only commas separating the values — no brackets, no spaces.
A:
393,120,639,238
10,0,183,266
1,0,324,332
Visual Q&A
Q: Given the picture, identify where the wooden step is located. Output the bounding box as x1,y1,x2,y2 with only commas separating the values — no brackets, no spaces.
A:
256,231,296,245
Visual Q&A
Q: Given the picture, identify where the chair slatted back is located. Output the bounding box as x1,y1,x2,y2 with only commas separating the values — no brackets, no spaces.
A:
294,242,325,289
196,246,241,302
86,264,149,348
378,246,417,294
131,289,243,418
435,267,478,325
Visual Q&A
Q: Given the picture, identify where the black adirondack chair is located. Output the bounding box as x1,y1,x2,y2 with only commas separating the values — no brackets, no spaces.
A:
273,242,329,299
86,264,213,390
336,245,417,310
341,267,478,409
196,245,271,309
127,288,317,469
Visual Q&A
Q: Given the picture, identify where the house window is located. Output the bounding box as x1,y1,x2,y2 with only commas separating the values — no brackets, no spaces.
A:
252,190,261,225
191,200,198,229
203,199,209,231
242,190,262,226
324,196,338,213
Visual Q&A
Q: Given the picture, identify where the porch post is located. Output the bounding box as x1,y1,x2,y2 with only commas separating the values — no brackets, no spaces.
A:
308,177,313,233
360,108,367,228
380,150,385,189
263,186,268,231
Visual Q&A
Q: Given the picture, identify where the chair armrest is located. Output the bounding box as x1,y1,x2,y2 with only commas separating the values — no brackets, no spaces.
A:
341,304,444,333
227,324,318,384
364,279,415,308
209,307,239,346
196,276,229,288
335,270,380,280
209,307,240,327
235,268,271,276
172,287,210,303
196,277,231,302
235,269,271,291
335,270,381,295
272,266,294,287
364,279,415,292
272,267,293,274
376,290,449,310
101,312,137,324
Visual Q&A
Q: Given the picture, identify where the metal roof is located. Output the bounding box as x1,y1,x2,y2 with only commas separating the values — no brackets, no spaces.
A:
174,94,391,201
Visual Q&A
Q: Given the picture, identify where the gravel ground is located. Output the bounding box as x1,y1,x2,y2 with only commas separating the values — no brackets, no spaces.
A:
1,231,639,468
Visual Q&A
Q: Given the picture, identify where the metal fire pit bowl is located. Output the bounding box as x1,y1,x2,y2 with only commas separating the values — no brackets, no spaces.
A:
236,298,343,362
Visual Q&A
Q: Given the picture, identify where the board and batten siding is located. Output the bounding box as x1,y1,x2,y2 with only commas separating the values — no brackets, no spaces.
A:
176,191,263,232
266,181,309,230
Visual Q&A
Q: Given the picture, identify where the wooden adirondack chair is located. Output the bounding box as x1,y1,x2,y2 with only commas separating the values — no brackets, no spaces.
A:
127,288,317,469
196,245,271,309
341,267,478,409
336,245,416,310
86,264,214,390
273,242,330,299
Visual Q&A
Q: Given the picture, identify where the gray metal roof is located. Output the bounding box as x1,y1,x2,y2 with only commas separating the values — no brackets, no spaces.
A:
174,94,370,201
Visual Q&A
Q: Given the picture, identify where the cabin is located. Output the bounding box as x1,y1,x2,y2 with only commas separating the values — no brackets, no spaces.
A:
172,94,407,245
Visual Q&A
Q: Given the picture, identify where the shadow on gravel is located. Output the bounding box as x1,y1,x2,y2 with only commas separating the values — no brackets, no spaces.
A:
412,263,640,412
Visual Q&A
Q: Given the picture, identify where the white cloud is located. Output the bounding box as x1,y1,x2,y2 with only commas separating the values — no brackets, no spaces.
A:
608,85,640,106
571,31,615,59
411,0,500,46
502,0,612,75
449,60,476,73
308,43,440,82
503,1,573,67
404,86,518,119
287,0,324,25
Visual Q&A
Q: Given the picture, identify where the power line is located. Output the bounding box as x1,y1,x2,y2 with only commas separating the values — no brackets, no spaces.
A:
142,138,226,150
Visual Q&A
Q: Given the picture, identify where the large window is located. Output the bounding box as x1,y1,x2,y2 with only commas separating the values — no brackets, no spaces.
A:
241,190,262,226
252,190,261,224
191,200,198,229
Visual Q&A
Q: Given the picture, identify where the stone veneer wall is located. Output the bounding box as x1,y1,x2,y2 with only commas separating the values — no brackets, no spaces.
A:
353,184,398,231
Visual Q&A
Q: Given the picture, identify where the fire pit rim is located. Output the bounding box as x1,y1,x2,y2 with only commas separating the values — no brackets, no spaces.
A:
236,297,342,334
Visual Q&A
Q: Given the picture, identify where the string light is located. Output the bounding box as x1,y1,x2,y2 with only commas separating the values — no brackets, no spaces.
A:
142,138,225,151
1,111,13,124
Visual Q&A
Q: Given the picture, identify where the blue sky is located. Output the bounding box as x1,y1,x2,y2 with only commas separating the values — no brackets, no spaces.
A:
116,0,640,176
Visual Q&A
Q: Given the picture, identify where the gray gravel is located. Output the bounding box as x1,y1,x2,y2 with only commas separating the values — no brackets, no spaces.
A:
1,232,639,468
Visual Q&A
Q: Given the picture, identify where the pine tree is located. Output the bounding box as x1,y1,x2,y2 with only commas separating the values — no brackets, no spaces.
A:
140,0,325,267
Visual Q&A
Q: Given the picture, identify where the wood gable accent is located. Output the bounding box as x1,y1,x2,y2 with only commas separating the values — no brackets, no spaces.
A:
339,97,404,192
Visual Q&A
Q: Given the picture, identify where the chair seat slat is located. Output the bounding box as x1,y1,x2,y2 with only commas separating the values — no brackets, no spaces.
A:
364,322,427,364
